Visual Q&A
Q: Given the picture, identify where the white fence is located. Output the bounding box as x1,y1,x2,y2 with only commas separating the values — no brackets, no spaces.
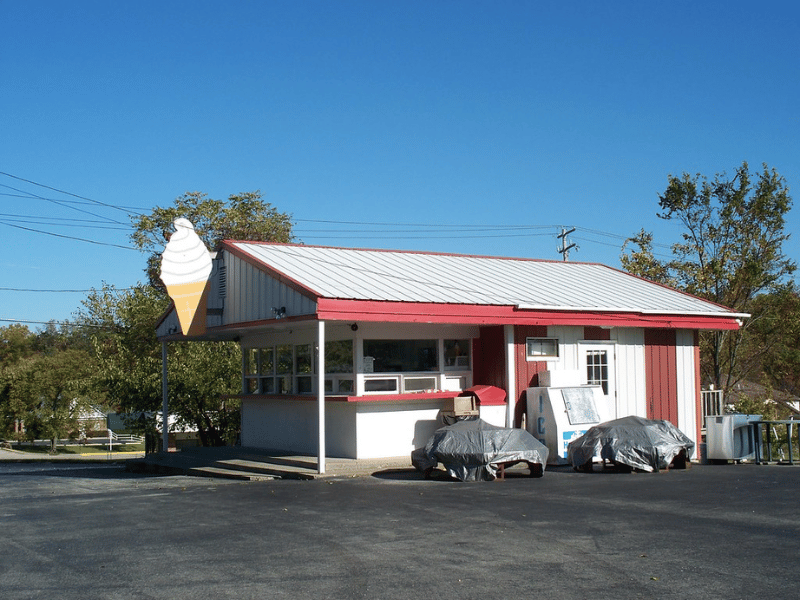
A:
107,429,143,450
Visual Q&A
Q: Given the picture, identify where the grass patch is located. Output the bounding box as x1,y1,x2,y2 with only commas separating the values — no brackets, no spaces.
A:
6,442,145,455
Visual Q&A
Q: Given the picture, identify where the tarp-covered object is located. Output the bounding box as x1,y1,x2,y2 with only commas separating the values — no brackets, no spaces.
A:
567,415,695,473
412,419,549,481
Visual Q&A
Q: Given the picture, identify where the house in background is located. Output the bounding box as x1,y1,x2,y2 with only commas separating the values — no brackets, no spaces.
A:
156,241,746,471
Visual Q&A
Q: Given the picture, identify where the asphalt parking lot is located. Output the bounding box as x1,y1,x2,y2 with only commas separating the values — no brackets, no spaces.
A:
1,461,798,600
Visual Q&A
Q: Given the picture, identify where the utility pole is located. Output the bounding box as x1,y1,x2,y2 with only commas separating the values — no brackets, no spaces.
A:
557,227,577,261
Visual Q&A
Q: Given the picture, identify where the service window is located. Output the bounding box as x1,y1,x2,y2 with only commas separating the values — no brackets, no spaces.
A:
363,339,438,372
364,377,399,393
444,339,470,369
325,340,354,374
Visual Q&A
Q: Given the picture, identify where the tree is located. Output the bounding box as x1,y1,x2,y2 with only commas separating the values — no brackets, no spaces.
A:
130,190,294,287
746,290,800,403
620,229,675,286
1,323,100,447
621,162,795,394
80,191,296,447
79,283,243,447
1,324,38,440
0,323,38,368
79,284,168,418
10,349,94,452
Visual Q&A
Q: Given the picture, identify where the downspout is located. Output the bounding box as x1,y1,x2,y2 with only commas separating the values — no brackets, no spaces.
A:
505,325,516,429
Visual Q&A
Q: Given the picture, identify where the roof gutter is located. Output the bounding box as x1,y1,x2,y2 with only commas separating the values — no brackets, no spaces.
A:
515,303,750,320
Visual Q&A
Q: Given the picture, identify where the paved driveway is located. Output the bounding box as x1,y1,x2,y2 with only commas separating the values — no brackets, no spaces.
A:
1,461,797,600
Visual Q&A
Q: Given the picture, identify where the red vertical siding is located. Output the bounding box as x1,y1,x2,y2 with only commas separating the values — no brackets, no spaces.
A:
475,326,506,390
583,326,611,341
513,326,548,427
644,329,678,424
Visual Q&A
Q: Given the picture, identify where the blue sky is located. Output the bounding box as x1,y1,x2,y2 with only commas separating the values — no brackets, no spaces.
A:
2,0,799,327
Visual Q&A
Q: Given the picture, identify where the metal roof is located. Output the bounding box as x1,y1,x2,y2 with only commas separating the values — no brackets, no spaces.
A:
225,242,744,318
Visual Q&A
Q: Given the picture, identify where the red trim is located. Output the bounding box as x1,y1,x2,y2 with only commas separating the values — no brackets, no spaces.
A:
155,300,176,329
316,298,742,330
234,389,508,405
236,392,460,403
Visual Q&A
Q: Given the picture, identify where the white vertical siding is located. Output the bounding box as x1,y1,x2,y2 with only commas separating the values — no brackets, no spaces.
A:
613,328,646,419
223,251,317,324
675,329,698,448
548,325,582,371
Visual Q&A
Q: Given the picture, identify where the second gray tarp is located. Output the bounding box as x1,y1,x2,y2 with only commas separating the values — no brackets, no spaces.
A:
567,415,695,472
412,418,549,481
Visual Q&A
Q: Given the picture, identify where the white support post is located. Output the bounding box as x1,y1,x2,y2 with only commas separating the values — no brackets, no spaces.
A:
162,341,169,453
505,325,516,429
241,346,248,395
317,320,326,474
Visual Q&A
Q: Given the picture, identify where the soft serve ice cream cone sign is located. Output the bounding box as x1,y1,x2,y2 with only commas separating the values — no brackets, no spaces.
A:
159,218,213,336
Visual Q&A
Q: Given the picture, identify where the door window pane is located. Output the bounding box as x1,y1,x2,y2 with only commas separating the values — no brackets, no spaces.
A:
586,349,609,395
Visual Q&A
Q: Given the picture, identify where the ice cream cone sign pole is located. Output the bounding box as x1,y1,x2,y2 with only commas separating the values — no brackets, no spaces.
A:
159,218,213,336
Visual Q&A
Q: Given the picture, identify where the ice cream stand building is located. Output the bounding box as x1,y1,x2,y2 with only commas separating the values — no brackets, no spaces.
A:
156,236,746,472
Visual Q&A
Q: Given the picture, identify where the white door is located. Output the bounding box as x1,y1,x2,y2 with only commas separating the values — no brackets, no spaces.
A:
579,343,617,421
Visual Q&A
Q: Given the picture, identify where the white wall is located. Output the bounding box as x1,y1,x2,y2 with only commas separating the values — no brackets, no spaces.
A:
242,396,486,459
613,328,647,418
354,400,442,459
241,397,357,458
675,329,699,447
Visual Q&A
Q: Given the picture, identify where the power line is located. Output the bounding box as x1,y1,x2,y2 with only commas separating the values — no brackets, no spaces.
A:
0,215,130,231
294,218,558,230
0,182,129,226
0,171,145,218
0,287,136,293
0,212,124,224
0,317,111,329
0,191,143,212
0,220,138,250
296,231,555,240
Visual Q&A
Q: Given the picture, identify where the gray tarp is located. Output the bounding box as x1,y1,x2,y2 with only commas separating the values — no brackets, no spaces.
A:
567,415,695,472
412,418,549,481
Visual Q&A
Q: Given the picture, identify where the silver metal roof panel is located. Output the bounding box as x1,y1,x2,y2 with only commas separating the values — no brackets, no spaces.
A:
227,242,742,317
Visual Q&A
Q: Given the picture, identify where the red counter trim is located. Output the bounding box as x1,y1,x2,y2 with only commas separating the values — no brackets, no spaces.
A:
234,390,508,405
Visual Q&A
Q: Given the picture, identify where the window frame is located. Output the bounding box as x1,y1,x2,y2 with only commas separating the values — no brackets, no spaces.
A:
525,337,560,361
